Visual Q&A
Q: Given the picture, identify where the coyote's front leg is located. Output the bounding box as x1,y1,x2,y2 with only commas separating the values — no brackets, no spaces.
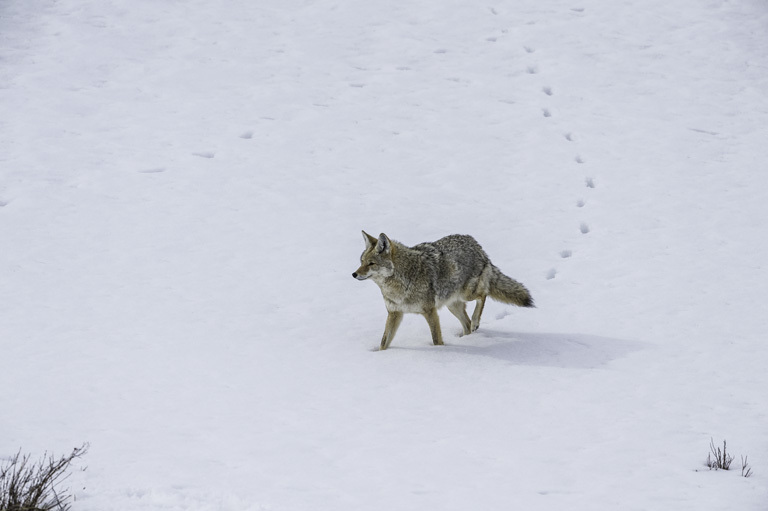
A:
423,307,444,346
380,310,403,350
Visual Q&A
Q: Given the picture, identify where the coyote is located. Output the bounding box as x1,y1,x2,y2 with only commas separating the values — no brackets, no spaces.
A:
352,231,534,350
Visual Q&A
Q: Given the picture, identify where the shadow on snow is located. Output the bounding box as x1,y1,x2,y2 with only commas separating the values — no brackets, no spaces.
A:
403,329,647,369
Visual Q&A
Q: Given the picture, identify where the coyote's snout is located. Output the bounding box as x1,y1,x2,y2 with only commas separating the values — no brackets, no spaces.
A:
353,231,534,350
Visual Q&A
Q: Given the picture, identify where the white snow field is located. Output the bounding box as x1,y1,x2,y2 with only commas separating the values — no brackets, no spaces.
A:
2,0,768,509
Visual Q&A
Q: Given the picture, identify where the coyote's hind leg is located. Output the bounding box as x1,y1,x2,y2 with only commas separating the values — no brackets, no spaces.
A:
447,301,472,336
470,296,487,332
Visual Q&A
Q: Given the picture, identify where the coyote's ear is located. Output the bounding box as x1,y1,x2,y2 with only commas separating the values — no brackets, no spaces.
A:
376,233,391,254
362,230,377,249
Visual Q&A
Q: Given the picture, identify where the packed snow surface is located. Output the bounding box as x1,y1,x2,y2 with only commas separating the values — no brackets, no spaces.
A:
2,0,767,509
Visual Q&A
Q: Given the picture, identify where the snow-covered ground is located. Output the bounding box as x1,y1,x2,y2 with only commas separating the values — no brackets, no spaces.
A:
2,0,767,509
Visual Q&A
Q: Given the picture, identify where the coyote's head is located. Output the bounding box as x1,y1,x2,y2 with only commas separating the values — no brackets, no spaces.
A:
352,231,395,282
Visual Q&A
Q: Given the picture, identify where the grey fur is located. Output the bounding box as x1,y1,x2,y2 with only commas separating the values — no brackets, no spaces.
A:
353,231,534,350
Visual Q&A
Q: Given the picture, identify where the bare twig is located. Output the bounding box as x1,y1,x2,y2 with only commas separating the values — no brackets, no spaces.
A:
707,439,734,470
741,455,753,478
0,443,88,511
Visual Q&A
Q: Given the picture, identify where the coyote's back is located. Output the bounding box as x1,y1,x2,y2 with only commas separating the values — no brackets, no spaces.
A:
352,231,534,350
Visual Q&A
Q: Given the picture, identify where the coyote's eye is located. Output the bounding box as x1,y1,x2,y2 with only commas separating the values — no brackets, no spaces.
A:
368,262,376,266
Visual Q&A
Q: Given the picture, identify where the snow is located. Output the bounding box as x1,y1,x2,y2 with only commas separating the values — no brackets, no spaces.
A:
2,0,767,509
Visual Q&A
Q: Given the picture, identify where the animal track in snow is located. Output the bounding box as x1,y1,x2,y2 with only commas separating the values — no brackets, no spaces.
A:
546,268,557,280
585,177,595,188
239,131,253,139
576,199,586,208
542,86,553,96
689,127,719,136
560,250,572,258
192,151,215,159
490,7,498,15
524,46,536,53
580,222,590,234
139,167,166,174
571,7,585,12
434,48,448,54
565,132,574,142
526,65,538,74
575,155,584,164
542,108,552,118
0,199,8,207
486,37,497,42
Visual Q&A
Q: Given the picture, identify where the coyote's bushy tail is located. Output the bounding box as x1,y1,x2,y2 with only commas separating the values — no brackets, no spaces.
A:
489,266,535,307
